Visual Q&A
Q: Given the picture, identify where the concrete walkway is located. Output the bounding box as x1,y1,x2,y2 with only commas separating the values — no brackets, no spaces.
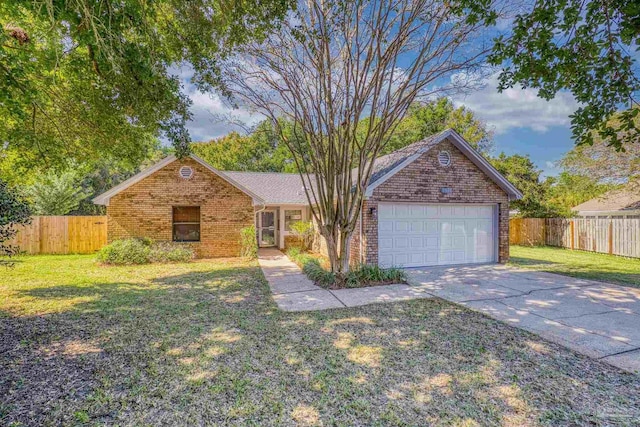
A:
406,265,640,373
258,249,640,373
257,248,430,312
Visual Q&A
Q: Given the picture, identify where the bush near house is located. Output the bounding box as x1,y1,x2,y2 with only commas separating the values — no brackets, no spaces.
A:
97,238,194,265
286,247,406,289
240,225,258,259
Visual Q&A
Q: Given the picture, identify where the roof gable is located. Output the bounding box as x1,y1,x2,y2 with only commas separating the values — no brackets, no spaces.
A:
92,154,264,205
364,129,523,200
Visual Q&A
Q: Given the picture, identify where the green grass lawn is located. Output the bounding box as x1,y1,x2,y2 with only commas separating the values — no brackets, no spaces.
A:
2,255,639,426
510,245,640,288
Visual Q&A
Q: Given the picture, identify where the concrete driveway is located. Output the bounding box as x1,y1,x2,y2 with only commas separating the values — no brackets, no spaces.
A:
405,265,640,373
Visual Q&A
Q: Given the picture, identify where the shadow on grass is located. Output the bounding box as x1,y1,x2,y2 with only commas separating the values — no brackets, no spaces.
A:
2,264,640,425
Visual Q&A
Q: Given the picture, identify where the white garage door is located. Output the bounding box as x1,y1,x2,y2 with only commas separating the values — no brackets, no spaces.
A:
378,203,496,268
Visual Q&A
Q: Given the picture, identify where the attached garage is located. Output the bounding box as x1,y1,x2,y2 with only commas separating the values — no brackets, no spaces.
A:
378,203,496,268
349,129,523,267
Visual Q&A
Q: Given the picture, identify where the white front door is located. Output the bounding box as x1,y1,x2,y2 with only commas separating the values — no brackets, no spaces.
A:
378,203,496,268
259,210,277,247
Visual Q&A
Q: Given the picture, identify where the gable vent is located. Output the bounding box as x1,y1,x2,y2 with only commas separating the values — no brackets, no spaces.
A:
179,166,194,179
438,151,451,167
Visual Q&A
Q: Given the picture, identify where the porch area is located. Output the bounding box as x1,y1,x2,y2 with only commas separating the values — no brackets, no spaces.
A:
256,205,310,249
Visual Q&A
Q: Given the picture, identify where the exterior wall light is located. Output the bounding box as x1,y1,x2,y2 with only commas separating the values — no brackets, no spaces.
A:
369,206,377,219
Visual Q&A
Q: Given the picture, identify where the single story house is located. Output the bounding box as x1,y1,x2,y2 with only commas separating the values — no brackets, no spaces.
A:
93,129,522,268
572,188,640,218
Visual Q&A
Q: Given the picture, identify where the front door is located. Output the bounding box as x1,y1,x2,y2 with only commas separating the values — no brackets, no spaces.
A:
259,210,277,247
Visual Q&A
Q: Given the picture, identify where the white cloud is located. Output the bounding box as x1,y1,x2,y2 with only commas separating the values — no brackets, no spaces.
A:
453,72,579,134
171,65,263,142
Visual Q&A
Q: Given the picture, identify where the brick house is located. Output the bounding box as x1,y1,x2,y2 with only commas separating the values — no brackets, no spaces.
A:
93,129,522,266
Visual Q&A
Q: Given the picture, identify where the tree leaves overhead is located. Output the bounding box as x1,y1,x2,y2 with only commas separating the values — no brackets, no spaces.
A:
0,0,291,169
483,0,640,150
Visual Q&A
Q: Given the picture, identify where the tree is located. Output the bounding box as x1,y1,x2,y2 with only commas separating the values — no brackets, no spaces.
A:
546,172,619,216
560,125,640,185
481,0,640,149
27,171,89,215
385,98,493,155
490,153,559,217
0,180,31,267
0,0,292,168
220,0,501,277
192,120,298,172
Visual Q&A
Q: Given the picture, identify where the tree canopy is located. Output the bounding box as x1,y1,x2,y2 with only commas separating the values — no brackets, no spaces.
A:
482,0,640,149
0,0,291,171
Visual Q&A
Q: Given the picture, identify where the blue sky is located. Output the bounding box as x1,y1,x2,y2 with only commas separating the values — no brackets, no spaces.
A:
179,69,579,178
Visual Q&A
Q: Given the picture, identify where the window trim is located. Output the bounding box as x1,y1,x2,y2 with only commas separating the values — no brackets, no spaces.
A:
284,209,303,232
172,206,201,242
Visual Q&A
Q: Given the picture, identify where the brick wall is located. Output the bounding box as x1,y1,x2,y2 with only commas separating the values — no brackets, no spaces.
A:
356,138,510,265
107,158,254,258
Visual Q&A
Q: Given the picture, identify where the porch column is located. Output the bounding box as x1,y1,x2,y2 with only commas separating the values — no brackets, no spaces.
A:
279,207,286,249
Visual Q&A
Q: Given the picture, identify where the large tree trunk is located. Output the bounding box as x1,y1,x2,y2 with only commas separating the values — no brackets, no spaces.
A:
320,225,353,283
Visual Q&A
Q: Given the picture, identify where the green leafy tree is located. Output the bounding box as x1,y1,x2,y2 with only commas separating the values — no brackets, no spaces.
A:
0,0,292,168
477,0,640,149
0,179,31,266
546,172,619,216
385,98,493,155
490,153,559,217
28,171,89,215
192,119,300,172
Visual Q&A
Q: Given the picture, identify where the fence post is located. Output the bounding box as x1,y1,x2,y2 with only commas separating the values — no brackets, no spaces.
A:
570,220,575,250
608,221,613,255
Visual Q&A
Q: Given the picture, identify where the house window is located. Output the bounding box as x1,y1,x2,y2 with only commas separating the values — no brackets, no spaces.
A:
173,206,200,242
284,209,303,231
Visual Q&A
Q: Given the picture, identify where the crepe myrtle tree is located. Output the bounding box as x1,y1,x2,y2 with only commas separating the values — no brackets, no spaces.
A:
220,0,505,278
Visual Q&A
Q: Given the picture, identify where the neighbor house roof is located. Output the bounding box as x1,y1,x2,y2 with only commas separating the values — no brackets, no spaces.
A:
572,187,640,213
364,129,523,199
224,171,314,205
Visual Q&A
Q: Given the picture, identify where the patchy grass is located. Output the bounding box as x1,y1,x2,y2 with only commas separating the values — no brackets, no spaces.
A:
510,245,640,288
2,254,639,426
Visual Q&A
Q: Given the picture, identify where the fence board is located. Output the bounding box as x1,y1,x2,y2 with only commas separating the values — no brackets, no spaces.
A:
511,217,640,258
8,216,107,255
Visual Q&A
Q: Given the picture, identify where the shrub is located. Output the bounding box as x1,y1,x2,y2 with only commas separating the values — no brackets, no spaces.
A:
97,238,150,265
302,259,336,287
149,242,195,263
289,220,314,250
97,239,195,265
240,225,258,258
345,264,406,288
287,248,405,289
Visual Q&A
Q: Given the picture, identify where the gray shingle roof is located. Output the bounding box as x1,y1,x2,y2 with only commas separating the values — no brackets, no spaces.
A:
224,171,314,204
367,131,445,186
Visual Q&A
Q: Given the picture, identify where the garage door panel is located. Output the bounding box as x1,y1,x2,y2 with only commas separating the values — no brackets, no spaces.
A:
425,222,439,235
378,203,495,268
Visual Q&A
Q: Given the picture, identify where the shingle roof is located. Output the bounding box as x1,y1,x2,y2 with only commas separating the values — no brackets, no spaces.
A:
224,171,314,205
573,187,640,213
367,131,445,185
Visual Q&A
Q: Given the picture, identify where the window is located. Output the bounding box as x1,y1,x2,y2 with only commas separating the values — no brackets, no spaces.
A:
173,206,200,242
284,209,302,231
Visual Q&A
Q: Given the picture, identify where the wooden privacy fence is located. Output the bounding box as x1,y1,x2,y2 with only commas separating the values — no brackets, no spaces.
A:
9,216,107,255
510,217,640,258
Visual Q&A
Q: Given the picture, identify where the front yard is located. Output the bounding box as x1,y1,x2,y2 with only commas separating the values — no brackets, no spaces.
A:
2,255,639,426
510,245,640,288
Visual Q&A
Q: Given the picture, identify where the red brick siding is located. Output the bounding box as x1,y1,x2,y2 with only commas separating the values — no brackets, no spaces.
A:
356,138,510,265
107,158,254,258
